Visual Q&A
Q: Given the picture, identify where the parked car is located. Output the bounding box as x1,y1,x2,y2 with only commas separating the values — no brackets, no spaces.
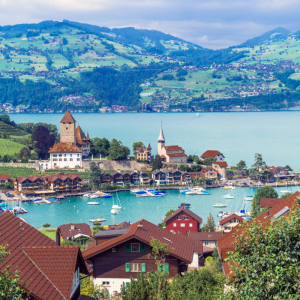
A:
5,192,13,197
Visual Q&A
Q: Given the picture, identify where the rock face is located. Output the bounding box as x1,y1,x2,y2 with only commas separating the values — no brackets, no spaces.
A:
82,160,150,171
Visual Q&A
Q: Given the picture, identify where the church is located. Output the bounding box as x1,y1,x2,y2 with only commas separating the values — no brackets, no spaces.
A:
158,122,187,164
48,110,90,169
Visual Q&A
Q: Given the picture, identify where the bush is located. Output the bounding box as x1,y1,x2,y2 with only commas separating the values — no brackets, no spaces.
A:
161,74,174,81
206,256,214,262
42,223,51,228
177,76,186,81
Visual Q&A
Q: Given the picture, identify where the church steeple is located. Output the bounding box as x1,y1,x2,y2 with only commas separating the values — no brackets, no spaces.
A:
158,121,165,155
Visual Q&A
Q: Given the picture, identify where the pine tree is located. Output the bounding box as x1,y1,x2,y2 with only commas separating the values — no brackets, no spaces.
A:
202,213,216,232
89,161,101,189
152,155,162,171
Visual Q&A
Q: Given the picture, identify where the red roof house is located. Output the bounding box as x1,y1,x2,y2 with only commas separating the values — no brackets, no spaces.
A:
201,150,225,162
218,214,244,233
0,174,9,183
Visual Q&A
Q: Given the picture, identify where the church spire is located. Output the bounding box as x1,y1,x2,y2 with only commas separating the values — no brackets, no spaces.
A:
158,121,165,142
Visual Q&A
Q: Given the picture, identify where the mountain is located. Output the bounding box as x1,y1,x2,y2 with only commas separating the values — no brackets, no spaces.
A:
239,27,291,47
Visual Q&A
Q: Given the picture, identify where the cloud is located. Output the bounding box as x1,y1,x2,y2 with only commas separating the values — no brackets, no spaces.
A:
0,0,299,49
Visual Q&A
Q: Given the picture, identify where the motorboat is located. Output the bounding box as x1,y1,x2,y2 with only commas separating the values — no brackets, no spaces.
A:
131,188,143,193
244,195,253,201
83,193,92,198
185,191,198,195
178,203,191,209
87,201,100,205
218,211,230,218
101,193,112,198
213,203,228,208
89,217,106,223
111,209,117,215
90,194,100,199
180,188,189,194
136,191,147,195
112,195,122,210
280,190,290,194
222,191,234,199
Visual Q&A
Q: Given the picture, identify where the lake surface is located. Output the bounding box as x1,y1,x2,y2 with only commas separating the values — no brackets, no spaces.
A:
9,111,300,170
13,185,299,228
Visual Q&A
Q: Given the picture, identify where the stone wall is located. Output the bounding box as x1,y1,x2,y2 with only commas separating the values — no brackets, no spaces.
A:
60,122,76,143
82,159,151,171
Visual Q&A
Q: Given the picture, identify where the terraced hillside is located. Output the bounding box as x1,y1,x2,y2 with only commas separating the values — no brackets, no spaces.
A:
0,139,27,156
0,121,29,137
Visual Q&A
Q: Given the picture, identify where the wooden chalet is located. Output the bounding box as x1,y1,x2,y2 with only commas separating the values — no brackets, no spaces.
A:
57,223,92,242
83,219,203,297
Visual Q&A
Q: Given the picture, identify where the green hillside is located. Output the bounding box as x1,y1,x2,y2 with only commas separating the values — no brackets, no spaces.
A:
0,139,27,156
0,121,29,137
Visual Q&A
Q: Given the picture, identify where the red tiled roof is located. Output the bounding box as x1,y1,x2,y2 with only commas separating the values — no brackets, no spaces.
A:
0,212,88,299
219,214,244,226
201,150,224,159
0,174,9,180
16,173,82,184
48,142,83,153
218,192,300,277
167,153,187,157
164,206,203,224
189,232,224,241
164,145,184,151
83,219,203,262
58,223,92,240
60,110,76,123
260,198,283,208
76,125,89,146
213,161,228,167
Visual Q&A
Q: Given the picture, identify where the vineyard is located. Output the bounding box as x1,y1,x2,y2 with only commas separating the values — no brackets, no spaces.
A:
0,139,27,157
0,121,29,137
0,166,41,178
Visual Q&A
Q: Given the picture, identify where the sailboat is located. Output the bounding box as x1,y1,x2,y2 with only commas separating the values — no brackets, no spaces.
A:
221,190,234,199
112,193,122,210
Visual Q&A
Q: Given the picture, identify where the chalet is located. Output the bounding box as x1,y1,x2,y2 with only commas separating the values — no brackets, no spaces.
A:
83,219,203,296
267,166,295,180
139,172,150,185
163,206,202,234
188,232,224,249
166,169,182,184
199,167,219,179
0,211,90,300
110,171,123,185
218,214,244,233
201,150,225,162
121,172,131,186
129,171,140,185
0,174,9,183
57,223,92,242
152,170,167,184
108,221,130,230
212,161,228,179
100,172,114,184
218,191,300,278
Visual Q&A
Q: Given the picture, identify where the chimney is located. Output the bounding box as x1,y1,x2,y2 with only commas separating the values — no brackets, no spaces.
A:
137,222,143,229
56,230,60,246
71,225,75,230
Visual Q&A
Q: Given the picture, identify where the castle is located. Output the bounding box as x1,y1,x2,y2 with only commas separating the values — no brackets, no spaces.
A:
47,110,90,168
158,122,187,164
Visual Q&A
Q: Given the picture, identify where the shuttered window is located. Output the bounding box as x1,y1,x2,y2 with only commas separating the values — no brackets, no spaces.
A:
126,243,131,253
140,243,145,253
142,263,146,273
125,263,130,272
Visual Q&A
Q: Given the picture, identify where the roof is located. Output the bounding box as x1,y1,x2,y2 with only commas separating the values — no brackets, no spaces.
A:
58,223,92,240
16,173,82,184
0,212,88,300
0,174,9,180
108,221,130,230
83,219,203,263
158,122,165,142
15,175,44,183
260,198,283,208
213,161,228,168
48,142,83,153
189,232,224,241
167,153,187,157
164,145,184,151
219,214,244,226
201,150,224,159
218,192,300,277
94,228,130,238
60,110,76,123
201,166,216,173
147,143,152,150
163,206,203,224
76,125,89,146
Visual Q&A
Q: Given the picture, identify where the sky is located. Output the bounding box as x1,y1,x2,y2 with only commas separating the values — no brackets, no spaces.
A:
0,0,299,49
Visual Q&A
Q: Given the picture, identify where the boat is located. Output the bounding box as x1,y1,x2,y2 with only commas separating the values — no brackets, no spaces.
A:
193,187,211,195
90,194,100,199
180,188,189,194
178,203,191,208
87,201,100,205
112,194,122,210
185,191,198,195
131,188,143,194
111,209,117,215
83,193,92,198
101,193,112,198
244,195,253,201
196,113,200,116
136,191,147,195
218,211,230,218
280,189,290,193
221,190,234,199
213,203,228,208
89,217,106,223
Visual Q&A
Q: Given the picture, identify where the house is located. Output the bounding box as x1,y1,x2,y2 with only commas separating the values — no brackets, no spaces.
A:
129,171,140,185
110,171,124,185
201,150,225,162
188,232,224,248
267,166,295,180
0,174,9,183
135,144,152,164
260,198,283,209
57,223,92,242
0,211,91,300
164,206,202,234
83,219,203,296
218,214,244,233
158,122,187,163
218,191,300,278
212,161,228,179
47,110,90,169
152,170,167,184
199,167,219,179
108,221,130,230
100,172,114,185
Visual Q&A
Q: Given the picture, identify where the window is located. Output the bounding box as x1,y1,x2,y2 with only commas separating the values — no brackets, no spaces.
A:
59,154,62,157
77,154,79,157
173,223,177,227
180,223,185,227
131,263,141,272
126,263,146,273
77,158,80,161
178,230,181,233
177,216,181,220
53,158,57,161
54,163,57,166
204,242,209,246
71,267,80,296
66,127,68,130
70,154,72,157
189,223,193,227
64,154,67,157
157,263,169,273
64,158,67,161
102,281,110,286
214,242,217,246
131,243,140,252
184,216,189,220
186,230,190,233
53,154,57,157
70,158,73,161
59,158,62,161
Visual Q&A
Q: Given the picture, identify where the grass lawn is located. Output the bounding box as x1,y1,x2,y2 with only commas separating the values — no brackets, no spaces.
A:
39,229,56,240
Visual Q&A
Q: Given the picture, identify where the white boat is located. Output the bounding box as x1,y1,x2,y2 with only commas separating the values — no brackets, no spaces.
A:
196,113,200,116
213,203,228,208
280,190,290,193
87,202,100,205
111,209,117,215
83,193,92,198
112,194,122,210
244,195,253,201
89,217,106,223
185,191,198,195
90,194,100,199
131,188,144,194
222,193,234,199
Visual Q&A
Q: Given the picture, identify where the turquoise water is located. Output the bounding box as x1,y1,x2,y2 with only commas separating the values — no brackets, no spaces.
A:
9,111,300,170
14,185,299,228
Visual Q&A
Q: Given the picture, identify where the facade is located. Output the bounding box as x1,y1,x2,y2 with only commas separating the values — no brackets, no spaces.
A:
57,223,92,241
100,171,151,186
212,161,228,179
201,150,225,162
83,219,203,296
200,167,219,179
188,232,224,249
267,166,295,181
0,211,89,300
152,170,191,185
136,144,152,163
164,206,202,234
157,123,187,163
218,214,244,233
47,110,90,169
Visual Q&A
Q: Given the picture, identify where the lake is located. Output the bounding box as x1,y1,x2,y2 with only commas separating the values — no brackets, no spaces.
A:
8,111,300,170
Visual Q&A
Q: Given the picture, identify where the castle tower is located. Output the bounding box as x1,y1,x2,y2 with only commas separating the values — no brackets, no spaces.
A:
60,110,76,143
158,121,165,156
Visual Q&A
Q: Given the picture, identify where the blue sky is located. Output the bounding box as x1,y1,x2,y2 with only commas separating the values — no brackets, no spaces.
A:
0,0,298,49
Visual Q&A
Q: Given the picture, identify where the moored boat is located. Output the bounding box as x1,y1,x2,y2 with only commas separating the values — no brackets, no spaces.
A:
213,203,228,208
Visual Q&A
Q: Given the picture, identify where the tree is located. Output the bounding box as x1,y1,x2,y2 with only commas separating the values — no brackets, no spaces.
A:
90,137,110,157
89,161,101,188
19,147,30,159
158,209,175,228
202,157,215,166
108,139,130,160
132,141,143,156
227,206,300,300
193,156,199,164
2,155,9,163
251,186,278,217
236,160,247,170
281,192,292,199
187,155,193,162
62,37,68,45
80,275,108,299
285,165,293,171
152,155,162,171
32,125,55,159
249,153,266,180
42,223,51,228
201,213,216,232
0,245,27,299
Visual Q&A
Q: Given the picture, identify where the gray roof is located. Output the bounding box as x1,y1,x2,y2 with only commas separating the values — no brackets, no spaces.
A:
94,228,130,238
158,121,165,142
